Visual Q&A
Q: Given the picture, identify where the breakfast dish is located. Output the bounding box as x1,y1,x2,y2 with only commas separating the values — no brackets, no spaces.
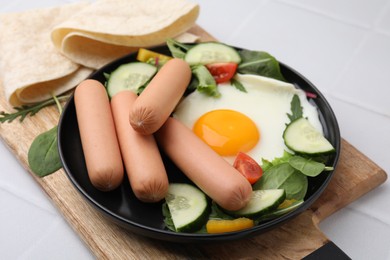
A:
58,41,340,242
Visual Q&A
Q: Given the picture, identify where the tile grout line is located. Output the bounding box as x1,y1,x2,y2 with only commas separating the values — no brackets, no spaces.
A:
330,94,390,119
373,0,390,36
345,202,390,228
17,216,65,260
225,0,269,44
324,0,390,117
275,0,372,29
275,0,390,37
0,182,58,216
324,25,371,100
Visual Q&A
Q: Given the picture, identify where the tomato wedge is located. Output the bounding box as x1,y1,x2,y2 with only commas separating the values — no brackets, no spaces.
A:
205,62,238,83
233,152,263,184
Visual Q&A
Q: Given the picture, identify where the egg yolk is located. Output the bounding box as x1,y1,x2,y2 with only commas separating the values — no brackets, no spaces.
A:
193,109,260,156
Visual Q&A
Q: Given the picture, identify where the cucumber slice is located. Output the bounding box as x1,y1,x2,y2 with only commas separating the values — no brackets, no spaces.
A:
165,183,209,232
106,62,157,98
228,189,286,218
259,200,304,222
185,42,241,65
284,117,335,155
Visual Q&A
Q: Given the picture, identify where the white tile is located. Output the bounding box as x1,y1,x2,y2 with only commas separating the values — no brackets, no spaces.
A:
348,182,390,226
325,97,390,227
329,32,390,117
326,96,390,171
324,96,390,224
278,0,390,28
0,144,92,259
19,218,94,260
320,206,390,260
376,2,390,34
223,2,366,95
0,190,57,259
0,140,58,215
195,0,267,44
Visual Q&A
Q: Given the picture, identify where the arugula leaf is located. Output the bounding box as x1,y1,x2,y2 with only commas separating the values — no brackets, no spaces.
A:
288,156,326,177
238,49,286,81
287,94,303,122
230,78,247,93
0,95,70,123
191,65,221,97
166,38,192,59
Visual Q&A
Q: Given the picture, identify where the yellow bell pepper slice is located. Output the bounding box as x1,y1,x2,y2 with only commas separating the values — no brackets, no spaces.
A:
206,218,254,234
136,48,172,65
277,199,297,209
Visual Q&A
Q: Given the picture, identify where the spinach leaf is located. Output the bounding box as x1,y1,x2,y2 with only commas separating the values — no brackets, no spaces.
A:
27,94,64,177
254,163,308,201
209,201,234,220
287,94,303,122
28,125,62,177
166,38,192,59
191,65,221,97
288,156,325,177
238,49,286,81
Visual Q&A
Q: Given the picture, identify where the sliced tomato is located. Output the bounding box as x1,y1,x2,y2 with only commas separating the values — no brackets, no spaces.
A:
205,62,238,83
233,152,263,184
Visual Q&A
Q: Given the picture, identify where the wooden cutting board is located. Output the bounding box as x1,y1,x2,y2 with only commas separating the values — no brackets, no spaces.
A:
0,25,387,259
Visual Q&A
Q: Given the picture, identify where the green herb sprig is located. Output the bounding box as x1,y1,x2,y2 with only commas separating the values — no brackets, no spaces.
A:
0,95,70,123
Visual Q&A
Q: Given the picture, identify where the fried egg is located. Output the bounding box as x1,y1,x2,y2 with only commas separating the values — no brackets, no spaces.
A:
173,73,323,164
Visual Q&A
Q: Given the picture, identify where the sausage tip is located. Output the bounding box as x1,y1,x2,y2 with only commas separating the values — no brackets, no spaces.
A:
129,106,158,135
132,180,169,203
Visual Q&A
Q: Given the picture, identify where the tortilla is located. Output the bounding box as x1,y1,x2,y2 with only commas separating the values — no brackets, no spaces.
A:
0,2,93,106
0,0,199,106
51,0,200,69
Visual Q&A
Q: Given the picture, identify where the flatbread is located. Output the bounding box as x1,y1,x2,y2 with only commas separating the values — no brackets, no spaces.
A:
51,0,200,69
0,3,93,106
0,0,199,106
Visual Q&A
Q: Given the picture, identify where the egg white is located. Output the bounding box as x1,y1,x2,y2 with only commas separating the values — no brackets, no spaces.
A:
173,73,323,164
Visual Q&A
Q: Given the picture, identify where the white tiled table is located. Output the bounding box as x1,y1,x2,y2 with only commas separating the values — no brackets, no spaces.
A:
1,0,390,259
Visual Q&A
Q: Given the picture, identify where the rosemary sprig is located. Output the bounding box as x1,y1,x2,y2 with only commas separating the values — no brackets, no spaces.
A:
0,94,71,123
